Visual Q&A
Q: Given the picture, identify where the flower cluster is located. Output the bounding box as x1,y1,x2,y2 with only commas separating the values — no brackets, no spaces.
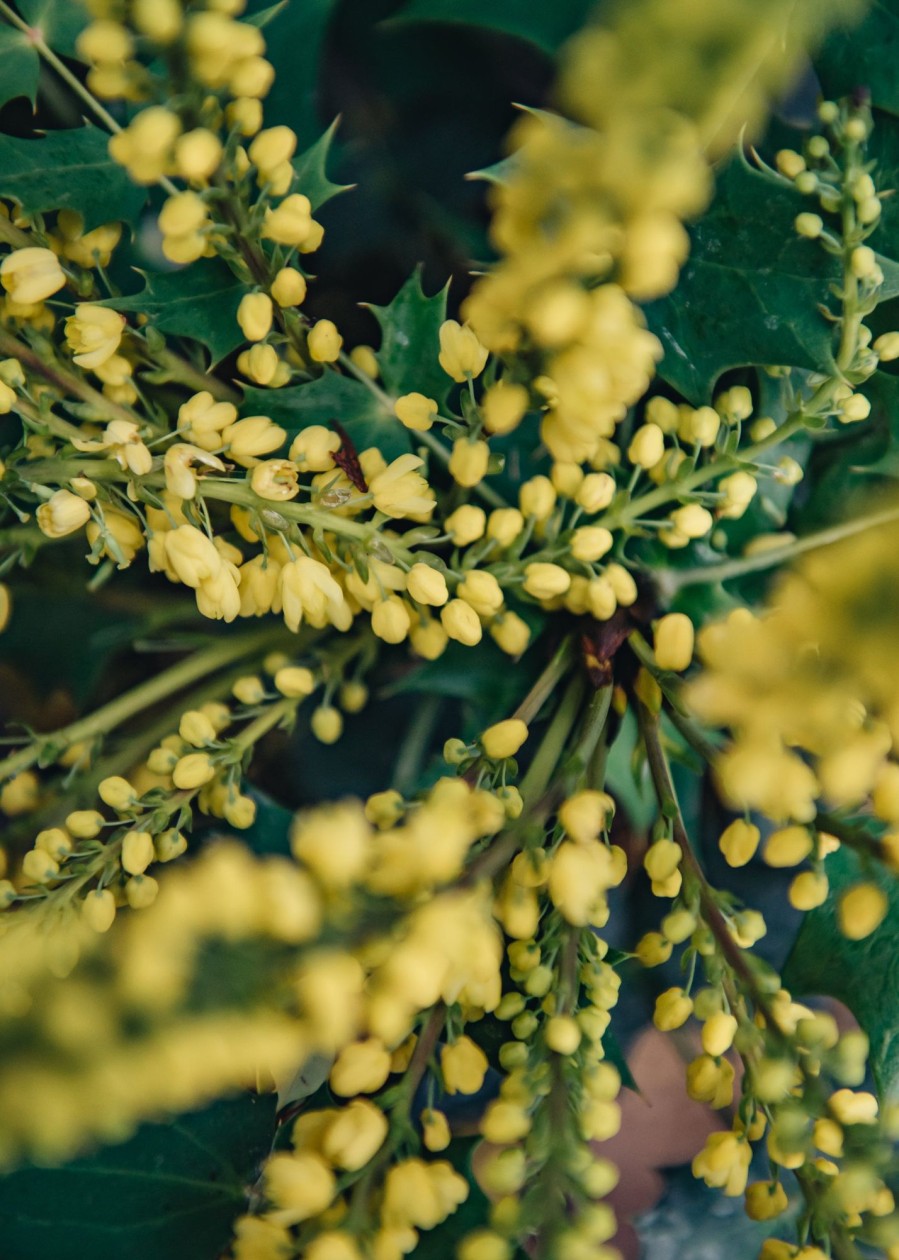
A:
0,0,897,1258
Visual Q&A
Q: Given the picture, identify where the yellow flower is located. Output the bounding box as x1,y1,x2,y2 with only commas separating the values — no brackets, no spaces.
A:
1,246,66,304
307,319,343,363
654,612,694,672
481,718,528,760
64,304,125,369
438,319,488,381
280,556,348,632
441,1035,489,1095
237,292,273,342
271,266,307,307
329,1037,392,1096
36,489,91,538
394,392,437,431
369,454,435,519
523,562,570,600
449,438,490,487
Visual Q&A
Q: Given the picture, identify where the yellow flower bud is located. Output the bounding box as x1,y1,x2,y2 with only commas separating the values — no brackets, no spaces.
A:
172,752,216,790
744,1180,788,1221
262,193,314,246
1,246,66,304
438,319,488,381
643,838,681,883
322,1097,389,1170
654,987,693,1030
36,489,92,539
654,612,694,672
482,380,527,435
449,438,490,487
576,472,616,513
22,848,59,883
838,883,888,940
249,125,297,177
441,1035,488,1095
702,1010,738,1056
441,598,482,646
289,424,340,472
569,526,613,562
545,1014,581,1055
126,873,159,909
788,870,829,910
445,504,486,545
829,1088,878,1125
98,775,136,811
65,810,103,839
308,319,343,363
271,266,307,307
237,291,273,342
481,718,528,760
523,562,570,600
559,790,613,844
763,826,813,868
627,423,664,468
407,563,448,606
371,596,411,644
519,476,556,520
83,887,117,932
486,508,524,548
119,828,154,876
490,609,530,656
635,931,672,967
223,415,287,466
480,1100,531,1145
329,1037,392,1096
133,0,182,42
274,666,315,698
457,570,503,617
155,829,187,862
311,705,343,744
394,392,437,431
263,1151,336,1224
175,129,222,181
718,819,760,867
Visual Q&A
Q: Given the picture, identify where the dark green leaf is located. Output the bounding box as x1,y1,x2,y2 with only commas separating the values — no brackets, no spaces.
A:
228,790,293,856
101,261,252,365
17,0,89,58
782,844,899,1095
0,1093,277,1260
645,158,899,402
292,119,354,213
815,0,899,116
391,0,596,55
257,0,342,148
0,27,39,110
385,639,534,716
366,265,450,403
0,580,141,705
243,373,411,458
0,127,145,231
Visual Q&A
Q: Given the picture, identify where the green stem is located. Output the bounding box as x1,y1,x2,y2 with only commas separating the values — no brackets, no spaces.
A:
0,627,279,782
0,327,142,430
512,638,575,726
232,695,296,754
657,506,899,595
519,673,584,806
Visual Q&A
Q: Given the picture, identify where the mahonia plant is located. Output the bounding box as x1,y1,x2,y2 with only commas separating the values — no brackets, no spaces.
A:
0,0,898,1258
